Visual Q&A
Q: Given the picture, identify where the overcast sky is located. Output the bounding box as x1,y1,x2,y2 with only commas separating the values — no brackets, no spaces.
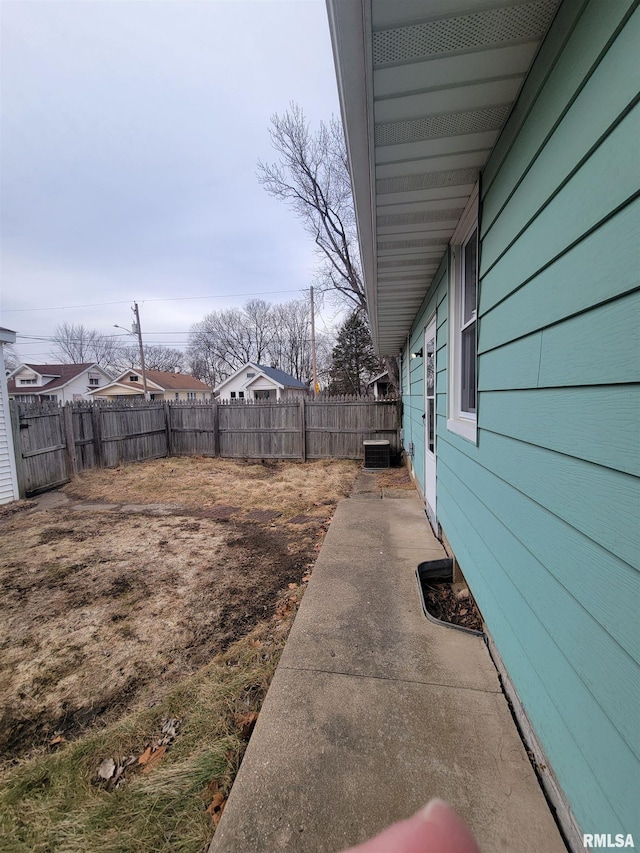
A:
0,0,343,363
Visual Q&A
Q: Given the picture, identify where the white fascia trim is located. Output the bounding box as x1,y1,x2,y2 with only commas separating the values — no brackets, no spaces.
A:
451,182,479,246
245,375,283,391
87,381,146,395
326,0,378,346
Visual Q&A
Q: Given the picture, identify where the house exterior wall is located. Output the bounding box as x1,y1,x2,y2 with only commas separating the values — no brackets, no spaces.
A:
96,387,210,401
218,372,306,401
0,345,19,505
172,391,210,401
217,371,271,400
10,366,109,402
57,371,108,402
403,0,639,839
247,377,281,399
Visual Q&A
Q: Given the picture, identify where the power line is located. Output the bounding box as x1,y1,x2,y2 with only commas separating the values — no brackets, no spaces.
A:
2,288,307,314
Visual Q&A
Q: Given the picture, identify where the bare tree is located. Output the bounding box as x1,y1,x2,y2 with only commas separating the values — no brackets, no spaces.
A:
257,104,398,390
258,104,365,312
51,322,93,363
3,343,21,373
243,300,275,366
116,344,185,373
51,322,122,369
270,299,311,380
188,301,275,385
188,297,328,387
187,323,228,389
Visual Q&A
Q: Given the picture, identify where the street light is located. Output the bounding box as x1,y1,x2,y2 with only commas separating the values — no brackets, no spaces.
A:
114,302,149,400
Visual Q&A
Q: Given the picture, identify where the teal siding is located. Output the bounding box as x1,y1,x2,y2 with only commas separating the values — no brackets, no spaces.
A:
480,290,640,389
479,199,640,349
404,0,640,837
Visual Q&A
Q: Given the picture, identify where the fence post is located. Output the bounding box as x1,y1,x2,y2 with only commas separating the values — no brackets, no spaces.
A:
63,404,78,479
163,401,173,457
299,398,306,461
9,400,26,499
212,401,219,457
91,403,104,468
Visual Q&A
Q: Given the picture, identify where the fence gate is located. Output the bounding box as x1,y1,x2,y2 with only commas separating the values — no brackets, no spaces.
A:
12,404,70,496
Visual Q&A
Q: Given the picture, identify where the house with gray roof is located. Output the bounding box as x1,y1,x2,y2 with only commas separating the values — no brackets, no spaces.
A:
214,363,308,401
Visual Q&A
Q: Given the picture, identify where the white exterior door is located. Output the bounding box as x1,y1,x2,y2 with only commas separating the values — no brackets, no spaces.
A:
424,317,437,530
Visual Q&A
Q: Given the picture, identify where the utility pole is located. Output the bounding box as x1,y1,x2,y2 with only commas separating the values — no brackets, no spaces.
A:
132,302,150,400
310,285,318,396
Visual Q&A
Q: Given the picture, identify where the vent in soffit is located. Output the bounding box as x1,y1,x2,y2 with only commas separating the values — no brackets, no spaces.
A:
377,167,479,195
378,208,464,227
372,0,558,65
378,274,435,284
378,258,437,269
378,237,446,250
375,106,510,146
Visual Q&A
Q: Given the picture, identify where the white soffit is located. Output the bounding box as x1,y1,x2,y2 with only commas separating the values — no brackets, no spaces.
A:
327,0,560,354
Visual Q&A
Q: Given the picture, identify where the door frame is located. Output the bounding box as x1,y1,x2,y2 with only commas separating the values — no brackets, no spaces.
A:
424,315,437,532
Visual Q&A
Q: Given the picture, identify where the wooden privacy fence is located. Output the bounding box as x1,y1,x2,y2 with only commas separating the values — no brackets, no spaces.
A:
9,397,400,497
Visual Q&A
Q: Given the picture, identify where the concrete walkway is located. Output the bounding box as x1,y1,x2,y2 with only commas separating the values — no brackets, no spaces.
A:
208,479,566,852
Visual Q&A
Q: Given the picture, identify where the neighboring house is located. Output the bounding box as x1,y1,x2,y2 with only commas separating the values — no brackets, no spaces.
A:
0,329,19,505
7,363,112,403
328,0,639,847
215,363,308,401
88,368,212,401
367,371,392,399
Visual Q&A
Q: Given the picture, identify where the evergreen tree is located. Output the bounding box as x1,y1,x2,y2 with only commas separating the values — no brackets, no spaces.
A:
329,311,381,395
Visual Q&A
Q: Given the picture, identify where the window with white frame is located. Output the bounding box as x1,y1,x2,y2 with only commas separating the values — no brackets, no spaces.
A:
448,185,478,443
187,392,196,400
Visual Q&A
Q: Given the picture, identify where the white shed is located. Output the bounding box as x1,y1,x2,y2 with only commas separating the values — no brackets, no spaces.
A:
0,329,20,504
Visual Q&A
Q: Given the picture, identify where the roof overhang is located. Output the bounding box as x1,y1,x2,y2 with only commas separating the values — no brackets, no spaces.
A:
326,0,560,354
87,382,145,395
245,375,284,391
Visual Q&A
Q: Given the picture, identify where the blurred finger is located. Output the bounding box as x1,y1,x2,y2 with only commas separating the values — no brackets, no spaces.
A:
340,799,481,853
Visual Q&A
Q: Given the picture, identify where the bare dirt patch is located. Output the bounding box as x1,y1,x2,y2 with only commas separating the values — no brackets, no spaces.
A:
0,458,359,760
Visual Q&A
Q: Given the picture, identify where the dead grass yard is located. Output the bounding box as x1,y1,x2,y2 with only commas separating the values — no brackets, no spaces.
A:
0,458,360,759
0,457,411,852
61,455,360,517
